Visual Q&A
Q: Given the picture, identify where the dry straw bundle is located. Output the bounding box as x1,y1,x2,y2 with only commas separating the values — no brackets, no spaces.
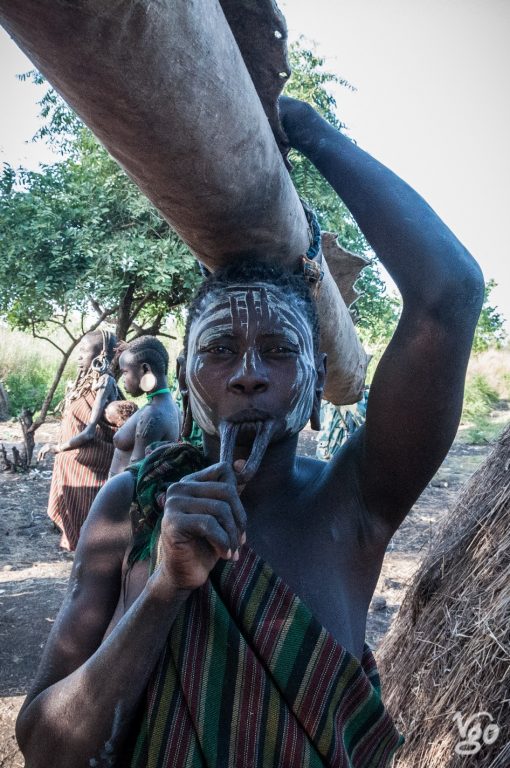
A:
378,423,510,768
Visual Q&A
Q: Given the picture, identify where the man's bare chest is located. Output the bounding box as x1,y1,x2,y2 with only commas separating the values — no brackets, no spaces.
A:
243,498,384,657
118,490,386,660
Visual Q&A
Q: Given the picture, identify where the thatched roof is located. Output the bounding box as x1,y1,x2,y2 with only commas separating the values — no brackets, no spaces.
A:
378,423,510,768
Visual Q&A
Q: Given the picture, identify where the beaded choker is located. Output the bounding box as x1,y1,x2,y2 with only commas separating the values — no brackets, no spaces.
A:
146,387,171,402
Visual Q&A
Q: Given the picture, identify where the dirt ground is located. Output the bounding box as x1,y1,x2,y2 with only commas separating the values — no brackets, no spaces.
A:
0,417,502,767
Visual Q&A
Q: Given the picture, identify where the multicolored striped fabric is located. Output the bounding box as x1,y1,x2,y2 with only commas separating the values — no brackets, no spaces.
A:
127,442,206,565
47,388,116,550
131,545,404,767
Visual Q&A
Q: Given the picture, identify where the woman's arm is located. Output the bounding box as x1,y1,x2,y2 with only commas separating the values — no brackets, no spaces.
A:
280,97,484,533
39,377,117,460
61,375,116,449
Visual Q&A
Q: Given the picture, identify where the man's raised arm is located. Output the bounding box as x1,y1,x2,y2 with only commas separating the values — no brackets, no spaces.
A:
280,97,484,532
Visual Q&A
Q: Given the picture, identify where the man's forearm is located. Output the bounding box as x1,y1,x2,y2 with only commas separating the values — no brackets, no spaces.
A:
17,575,190,768
288,104,483,312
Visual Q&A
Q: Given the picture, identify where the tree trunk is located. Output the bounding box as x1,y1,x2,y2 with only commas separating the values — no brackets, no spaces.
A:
19,408,35,468
0,382,9,421
115,281,136,342
0,409,34,472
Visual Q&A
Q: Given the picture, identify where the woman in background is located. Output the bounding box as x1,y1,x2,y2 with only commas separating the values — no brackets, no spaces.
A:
38,329,120,550
109,335,181,475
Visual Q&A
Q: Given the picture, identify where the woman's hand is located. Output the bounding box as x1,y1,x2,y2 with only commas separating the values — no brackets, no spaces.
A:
37,443,58,461
152,462,247,595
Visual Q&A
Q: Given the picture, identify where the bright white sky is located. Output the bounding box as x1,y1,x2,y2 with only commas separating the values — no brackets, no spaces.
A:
1,0,509,326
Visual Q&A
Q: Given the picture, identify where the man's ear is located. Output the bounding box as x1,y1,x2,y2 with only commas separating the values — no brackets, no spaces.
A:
310,352,327,432
176,354,187,393
176,353,193,438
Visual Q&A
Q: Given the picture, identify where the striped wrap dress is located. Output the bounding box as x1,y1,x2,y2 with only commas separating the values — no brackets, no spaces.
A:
47,382,117,550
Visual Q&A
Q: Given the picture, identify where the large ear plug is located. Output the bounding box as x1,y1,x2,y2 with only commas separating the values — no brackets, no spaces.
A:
140,372,157,392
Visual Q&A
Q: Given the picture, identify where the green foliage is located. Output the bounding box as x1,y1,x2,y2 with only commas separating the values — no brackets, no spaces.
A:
460,370,507,445
0,328,68,416
285,43,401,346
351,266,400,347
285,43,365,251
0,73,201,343
462,373,499,423
4,368,66,416
472,280,507,353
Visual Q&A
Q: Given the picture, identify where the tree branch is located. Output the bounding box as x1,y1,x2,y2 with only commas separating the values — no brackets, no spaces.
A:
86,307,117,334
89,297,106,318
30,320,65,356
115,281,137,341
28,339,79,433
127,313,174,341
28,309,117,435
128,295,150,325
155,332,176,340
44,317,77,342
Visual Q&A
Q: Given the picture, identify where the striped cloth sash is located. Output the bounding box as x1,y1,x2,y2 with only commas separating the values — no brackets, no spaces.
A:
131,546,404,767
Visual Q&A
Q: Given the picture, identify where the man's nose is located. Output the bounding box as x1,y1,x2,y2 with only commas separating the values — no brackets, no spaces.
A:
227,350,268,394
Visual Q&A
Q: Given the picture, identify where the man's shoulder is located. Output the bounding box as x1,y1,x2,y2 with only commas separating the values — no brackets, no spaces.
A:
293,447,360,510
296,432,393,548
88,471,136,527
73,472,134,585
297,432,364,488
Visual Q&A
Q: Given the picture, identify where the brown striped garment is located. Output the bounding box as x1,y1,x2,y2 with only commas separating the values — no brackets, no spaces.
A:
47,387,116,550
131,545,404,767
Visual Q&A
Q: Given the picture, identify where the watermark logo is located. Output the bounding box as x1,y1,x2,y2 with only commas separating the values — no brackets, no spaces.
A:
452,711,500,755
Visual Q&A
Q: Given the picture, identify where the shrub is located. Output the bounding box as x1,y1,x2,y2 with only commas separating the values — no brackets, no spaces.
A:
0,327,68,417
4,367,67,416
462,374,499,423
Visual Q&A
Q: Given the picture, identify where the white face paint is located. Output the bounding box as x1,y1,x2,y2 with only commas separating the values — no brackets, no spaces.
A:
186,283,317,437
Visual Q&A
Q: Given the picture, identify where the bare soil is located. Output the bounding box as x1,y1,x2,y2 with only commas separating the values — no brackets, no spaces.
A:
0,418,499,767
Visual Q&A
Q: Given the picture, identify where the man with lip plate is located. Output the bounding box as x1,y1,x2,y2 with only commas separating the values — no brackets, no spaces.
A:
16,98,484,768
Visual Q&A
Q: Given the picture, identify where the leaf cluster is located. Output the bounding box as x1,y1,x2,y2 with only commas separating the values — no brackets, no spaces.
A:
472,280,507,353
0,74,201,341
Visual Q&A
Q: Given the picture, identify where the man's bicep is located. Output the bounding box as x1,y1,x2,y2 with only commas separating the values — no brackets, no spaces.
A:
358,306,474,530
23,475,133,706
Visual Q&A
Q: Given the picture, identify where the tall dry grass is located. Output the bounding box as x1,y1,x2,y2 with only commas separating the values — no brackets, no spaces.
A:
466,348,510,402
459,348,510,443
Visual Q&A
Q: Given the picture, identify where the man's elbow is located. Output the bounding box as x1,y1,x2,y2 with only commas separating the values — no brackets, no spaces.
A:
436,247,485,323
17,710,77,768
458,256,484,318
16,710,47,768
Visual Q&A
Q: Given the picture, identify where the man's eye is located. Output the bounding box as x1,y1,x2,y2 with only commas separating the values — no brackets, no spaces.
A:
201,345,234,354
264,345,297,354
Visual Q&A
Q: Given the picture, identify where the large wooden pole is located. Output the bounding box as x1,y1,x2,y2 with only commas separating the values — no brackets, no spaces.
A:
0,0,368,403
